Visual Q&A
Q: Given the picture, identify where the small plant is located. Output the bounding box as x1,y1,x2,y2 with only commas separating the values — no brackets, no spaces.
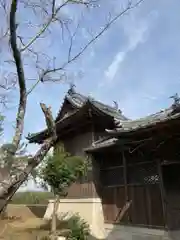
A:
39,144,87,240
39,236,51,240
65,214,90,240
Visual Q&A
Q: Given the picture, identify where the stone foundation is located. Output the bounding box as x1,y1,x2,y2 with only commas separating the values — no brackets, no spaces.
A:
43,198,106,239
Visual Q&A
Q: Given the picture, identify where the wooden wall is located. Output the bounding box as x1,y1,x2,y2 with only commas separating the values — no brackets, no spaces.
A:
55,128,103,199
96,150,165,228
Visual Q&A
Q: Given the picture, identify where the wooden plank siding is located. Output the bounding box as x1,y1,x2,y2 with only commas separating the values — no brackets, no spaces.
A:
55,130,102,199
98,152,165,228
62,182,97,199
101,185,164,227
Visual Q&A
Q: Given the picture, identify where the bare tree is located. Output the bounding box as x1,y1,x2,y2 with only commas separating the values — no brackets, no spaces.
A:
0,0,144,213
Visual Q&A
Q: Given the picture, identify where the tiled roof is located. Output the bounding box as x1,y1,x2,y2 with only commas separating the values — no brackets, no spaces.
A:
63,90,128,120
106,103,180,135
27,88,127,143
85,100,180,152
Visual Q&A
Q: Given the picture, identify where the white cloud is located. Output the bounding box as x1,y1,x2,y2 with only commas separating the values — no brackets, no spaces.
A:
105,51,126,82
103,10,158,85
126,21,148,51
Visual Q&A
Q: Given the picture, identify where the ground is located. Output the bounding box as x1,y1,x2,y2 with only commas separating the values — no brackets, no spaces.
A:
0,193,103,240
0,204,100,240
0,204,50,240
0,219,50,240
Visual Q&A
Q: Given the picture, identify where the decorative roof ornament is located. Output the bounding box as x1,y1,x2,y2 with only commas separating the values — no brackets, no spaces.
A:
67,83,76,95
170,93,180,108
113,101,122,114
118,109,122,114
113,101,118,110
87,94,94,102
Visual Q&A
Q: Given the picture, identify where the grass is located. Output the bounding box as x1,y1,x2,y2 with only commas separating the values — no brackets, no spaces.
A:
0,219,51,240
0,215,91,240
11,191,54,204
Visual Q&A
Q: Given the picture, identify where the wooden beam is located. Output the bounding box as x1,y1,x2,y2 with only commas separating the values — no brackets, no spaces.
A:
122,151,130,222
157,158,167,228
161,160,180,166
122,151,128,201
146,187,152,226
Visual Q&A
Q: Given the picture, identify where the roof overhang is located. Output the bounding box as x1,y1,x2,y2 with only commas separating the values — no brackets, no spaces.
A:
84,137,118,153
106,106,180,137
85,106,180,154
27,100,116,144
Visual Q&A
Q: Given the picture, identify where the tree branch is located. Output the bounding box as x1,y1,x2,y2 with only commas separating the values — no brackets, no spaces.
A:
10,0,27,153
52,0,56,17
115,200,132,223
0,102,57,213
20,0,69,52
40,103,56,140
41,0,144,80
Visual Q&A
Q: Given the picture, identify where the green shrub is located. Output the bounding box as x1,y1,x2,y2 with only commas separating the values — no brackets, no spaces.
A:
65,214,90,240
39,214,90,240
39,236,51,240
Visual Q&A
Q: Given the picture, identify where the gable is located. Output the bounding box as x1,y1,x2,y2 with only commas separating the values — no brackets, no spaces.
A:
55,98,77,122
27,88,128,144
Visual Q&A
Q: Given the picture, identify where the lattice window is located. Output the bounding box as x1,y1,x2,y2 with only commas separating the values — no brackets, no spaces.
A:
97,152,123,170
127,162,159,185
100,166,124,187
144,174,159,184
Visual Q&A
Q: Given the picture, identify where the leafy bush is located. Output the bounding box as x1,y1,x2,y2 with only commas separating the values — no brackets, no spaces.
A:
65,214,90,240
39,214,90,240
40,150,86,196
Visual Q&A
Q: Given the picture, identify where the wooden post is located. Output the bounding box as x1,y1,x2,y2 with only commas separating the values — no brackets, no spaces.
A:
123,151,130,222
157,158,167,228
115,151,130,223
122,151,128,201
146,186,152,226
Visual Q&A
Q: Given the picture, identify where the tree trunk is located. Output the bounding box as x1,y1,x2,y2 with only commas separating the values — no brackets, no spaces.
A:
51,195,60,240
0,138,55,214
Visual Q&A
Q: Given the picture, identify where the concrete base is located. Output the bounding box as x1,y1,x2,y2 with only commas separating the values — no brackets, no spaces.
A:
44,199,180,240
43,198,106,239
105,224,171,240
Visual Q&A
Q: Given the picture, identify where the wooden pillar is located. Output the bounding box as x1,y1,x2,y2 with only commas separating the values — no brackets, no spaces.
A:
122,151,130,223
122,151,128,201
157,158,167,228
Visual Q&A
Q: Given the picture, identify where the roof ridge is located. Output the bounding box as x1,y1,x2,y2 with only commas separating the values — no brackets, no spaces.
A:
119,106,173,124
67,89,122,112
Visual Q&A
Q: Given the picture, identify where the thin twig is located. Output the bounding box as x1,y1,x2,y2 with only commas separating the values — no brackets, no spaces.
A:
41,0,144,80
20,0,69,52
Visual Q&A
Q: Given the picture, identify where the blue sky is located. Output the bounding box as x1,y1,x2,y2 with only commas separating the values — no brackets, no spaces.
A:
1,0,180,183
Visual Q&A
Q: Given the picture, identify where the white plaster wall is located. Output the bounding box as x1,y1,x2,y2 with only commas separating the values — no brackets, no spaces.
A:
43,198,106,239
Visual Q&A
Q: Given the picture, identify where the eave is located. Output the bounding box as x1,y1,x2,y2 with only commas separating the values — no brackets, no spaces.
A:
106,105,180,136
27,99,118,144
85,103,180,153
84,137,118,153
